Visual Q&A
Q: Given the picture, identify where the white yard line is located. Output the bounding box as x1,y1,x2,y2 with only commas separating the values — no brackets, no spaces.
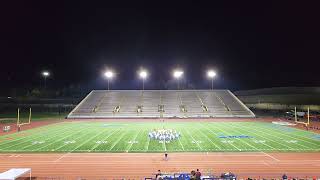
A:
232,122,293,150
1,122,69,145
183,128,202,150
0,123,74,148
213,123,259,151
126,128,143,151
34,125,90,151
70,126,111,152
268,123,320,142
190,125,221,150
53,128,96,151
225,122,276,150
163,139,167,152
0,124,80,151
89,129,120,151
261,124,320,147
177,136,185,151
245,123,299,150
252,124,315,149
108,130,131,151
145,134,151,152
204,123,241,151
198,124,222,150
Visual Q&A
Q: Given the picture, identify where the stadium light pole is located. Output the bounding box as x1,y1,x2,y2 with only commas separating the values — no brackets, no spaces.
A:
138,69,148,91
207,70,217,90
41,71,50,89
173,70,184,90
104,70,114,91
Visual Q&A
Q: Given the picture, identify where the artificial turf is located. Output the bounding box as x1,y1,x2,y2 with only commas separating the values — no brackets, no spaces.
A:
0,121,319,153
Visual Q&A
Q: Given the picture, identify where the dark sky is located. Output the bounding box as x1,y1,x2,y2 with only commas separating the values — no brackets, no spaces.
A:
1,1,320,92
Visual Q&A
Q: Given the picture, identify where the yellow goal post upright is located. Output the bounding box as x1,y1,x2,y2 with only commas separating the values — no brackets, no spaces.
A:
294,106,310,126
17,107,32,126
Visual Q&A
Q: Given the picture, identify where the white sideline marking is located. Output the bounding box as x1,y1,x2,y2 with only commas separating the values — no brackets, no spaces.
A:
261,152,280,162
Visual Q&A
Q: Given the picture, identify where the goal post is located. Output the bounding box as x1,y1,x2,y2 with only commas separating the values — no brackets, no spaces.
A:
17,108,32,126
294,106,310,126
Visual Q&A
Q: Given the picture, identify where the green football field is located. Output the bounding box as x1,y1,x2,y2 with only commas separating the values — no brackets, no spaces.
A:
0,121,319,153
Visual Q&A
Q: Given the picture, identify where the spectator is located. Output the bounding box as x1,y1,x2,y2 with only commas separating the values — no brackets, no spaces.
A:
195,169,201,180
155,170,161,179
282,173,288,180
190,170,196,180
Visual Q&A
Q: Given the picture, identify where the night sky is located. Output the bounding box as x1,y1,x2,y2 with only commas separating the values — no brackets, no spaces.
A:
1,1,320,92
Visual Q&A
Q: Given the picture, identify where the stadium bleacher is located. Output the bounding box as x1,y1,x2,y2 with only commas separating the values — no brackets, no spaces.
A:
67,90,255,118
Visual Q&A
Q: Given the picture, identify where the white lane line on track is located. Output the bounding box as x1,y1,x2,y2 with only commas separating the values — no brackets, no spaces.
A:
261,152,280,162
53,152,70,162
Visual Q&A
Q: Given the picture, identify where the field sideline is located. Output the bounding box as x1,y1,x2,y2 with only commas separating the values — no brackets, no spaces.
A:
0,121,319,153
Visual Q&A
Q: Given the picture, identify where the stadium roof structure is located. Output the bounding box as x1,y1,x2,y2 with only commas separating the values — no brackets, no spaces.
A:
67,90,255,118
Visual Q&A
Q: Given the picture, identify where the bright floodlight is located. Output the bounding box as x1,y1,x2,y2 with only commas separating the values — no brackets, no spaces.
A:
42,71,50,77
207,70,217,78
104,71,114,79
139,70,148,79
173,70,183,79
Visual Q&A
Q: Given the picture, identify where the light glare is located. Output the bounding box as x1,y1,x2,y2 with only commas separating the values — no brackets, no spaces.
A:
139,70,148,79
42,71,50,77
173,70,183,79
207,70,217,78
104,71,114,79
